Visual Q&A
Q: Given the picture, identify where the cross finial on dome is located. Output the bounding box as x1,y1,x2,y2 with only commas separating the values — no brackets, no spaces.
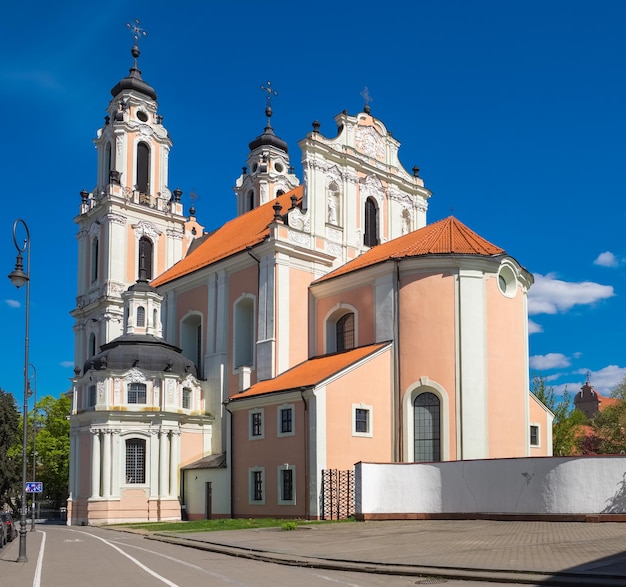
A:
260,81,278,125
126,19,147,68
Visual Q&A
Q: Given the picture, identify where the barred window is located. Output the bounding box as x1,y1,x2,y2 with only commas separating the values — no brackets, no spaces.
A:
253,470,263,501
128,382,147,404
125,439,146,484
251,412,262,437
281,469,293,502
280,408,292,434
336,313,355,352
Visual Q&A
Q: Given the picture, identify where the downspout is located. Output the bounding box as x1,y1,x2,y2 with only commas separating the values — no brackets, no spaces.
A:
300,389,310,520
394,259,402,462
223,400,234,518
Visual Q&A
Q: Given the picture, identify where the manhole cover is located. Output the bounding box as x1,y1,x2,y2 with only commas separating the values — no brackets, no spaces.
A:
415,579,447,585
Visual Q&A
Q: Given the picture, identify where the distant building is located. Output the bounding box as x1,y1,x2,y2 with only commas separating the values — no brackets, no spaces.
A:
574,380,619,419
67,37,552,525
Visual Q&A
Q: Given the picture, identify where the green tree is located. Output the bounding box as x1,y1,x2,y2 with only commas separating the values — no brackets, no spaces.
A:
0,388,20,506
30,394,71,509
531,374,587,456
589,374,626,454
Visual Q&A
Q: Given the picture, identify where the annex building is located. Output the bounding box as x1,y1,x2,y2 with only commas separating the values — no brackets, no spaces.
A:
67,39,552,525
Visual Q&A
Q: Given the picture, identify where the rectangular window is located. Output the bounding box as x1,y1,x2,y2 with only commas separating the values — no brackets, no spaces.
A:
128,383,147,404
249,409,264,439
281,408,292,433
182,388,192,410
530,424,540,447
277,404,295,437
88,385,97,407
125,439,146,484
353,404,373,437
249,468,265,504
281,469,293,501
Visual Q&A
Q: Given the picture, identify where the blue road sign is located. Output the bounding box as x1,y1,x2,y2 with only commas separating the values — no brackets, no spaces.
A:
25,482,43,493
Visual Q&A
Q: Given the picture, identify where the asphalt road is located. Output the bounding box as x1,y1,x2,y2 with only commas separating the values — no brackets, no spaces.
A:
0,524,532,586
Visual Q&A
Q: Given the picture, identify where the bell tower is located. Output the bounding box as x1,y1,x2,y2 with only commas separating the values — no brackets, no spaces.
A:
72,22,194,374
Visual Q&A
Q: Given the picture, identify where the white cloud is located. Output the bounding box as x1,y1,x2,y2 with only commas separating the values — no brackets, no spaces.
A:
593,251,619,268
552,365,626,396
529,353,571,370
528,319,543,334
60,361,74,368
528,273,614,315
5,299,20,308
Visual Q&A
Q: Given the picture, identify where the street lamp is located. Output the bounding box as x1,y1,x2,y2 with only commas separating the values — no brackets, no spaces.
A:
8,218,30,563
28,364,37,532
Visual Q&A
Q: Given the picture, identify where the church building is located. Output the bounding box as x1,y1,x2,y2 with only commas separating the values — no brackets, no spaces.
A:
67,36,552,525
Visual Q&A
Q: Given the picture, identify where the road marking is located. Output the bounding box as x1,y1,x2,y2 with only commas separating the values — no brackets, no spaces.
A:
34,530,46,587
63,539,83,543
69,530,180,587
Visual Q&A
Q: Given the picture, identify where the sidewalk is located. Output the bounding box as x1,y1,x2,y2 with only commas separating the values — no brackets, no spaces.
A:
148,519,626,585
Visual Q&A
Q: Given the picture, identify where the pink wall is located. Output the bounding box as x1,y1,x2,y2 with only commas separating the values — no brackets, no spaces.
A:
287,267,313,367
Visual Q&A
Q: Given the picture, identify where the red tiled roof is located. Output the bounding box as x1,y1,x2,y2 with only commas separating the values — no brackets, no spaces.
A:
228,342,390,401
152,187,303,287
316,216,505,283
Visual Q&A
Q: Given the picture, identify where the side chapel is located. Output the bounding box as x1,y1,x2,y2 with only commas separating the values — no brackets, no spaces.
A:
67,36,552,525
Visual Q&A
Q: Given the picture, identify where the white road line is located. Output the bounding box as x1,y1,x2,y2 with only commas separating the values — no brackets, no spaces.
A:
69,530,180,587
33,530,46,587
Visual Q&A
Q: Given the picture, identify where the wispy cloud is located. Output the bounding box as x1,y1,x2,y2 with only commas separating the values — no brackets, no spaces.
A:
528,273,614,315
0,69,67,98
528,319,543,334
594,251,619,268
553,365,626,396
5,299,20,308
529,353,571,370
60,361,74,368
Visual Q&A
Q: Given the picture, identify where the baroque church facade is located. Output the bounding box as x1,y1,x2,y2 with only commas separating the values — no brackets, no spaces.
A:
67,41,552,525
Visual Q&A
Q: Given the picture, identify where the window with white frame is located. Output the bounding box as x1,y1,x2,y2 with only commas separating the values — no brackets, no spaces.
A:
352,404,373,437
182,387,192,410
277,404,295,437
125,438,146,484
136,306,146,327
249,408,264,440
530,424,540,447
249,467,265,504
278,466,296,505
128,382,147,404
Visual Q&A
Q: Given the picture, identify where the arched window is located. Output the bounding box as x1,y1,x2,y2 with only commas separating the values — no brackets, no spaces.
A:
136,306,145,327
246,190,254,212
364,197,379,247
413,392,441,462
234,297,255,368
181,314,202,375
88,333,97,358
336,313,355,352
90,238,99,283
105,142,112,181
125,438,146,484
138,237,153,280
136,142,150,194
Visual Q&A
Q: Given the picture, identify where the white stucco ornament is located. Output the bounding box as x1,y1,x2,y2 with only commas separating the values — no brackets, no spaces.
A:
355,126,384,159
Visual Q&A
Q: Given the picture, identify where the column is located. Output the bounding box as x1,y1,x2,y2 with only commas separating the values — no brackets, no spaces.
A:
111,429,121,497
169,430,180,498
102,430,111,498
68,430,77,499
90,429,101,498
159,430,170,497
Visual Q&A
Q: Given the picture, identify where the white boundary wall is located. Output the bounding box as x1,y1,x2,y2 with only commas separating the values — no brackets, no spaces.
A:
356,457,626,517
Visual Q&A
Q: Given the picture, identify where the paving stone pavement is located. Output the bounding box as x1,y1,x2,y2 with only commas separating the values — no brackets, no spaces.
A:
151,520,626,585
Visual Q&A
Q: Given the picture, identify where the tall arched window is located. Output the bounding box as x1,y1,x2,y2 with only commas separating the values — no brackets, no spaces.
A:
125,438,146,484
413,392,441,462
136,306,145,327
90,238,99,283
336,313,355,352
138,237,153,280
105,142,112,181
246,190,254,212
234,297,255,368
136,142,150,194
364,197,379,247
181,314,202,375
88,333,97,358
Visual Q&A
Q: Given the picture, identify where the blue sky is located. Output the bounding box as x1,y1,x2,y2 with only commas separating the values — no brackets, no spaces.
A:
1,1,625,407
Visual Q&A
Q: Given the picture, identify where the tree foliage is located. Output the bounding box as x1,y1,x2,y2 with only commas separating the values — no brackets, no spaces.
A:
588,374,626,454
531,374,587,456
0,388,20,506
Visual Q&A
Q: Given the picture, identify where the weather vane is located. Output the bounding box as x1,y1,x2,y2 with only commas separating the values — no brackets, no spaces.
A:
260,81,278,108
126,19,147,45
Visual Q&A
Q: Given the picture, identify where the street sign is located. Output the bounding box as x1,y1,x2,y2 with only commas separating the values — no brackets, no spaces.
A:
25,481,43,493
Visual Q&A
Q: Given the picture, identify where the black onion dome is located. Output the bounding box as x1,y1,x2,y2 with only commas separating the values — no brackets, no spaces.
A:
84,334,197,377
127,278,157,294
110,45,157,101
248,105,288,153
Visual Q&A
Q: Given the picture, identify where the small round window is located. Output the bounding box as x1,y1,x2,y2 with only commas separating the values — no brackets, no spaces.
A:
275,162,284,173
137,110,149,122
497,264,517,298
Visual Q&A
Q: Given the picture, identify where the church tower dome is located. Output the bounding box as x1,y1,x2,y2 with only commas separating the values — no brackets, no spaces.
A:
234,82,299,215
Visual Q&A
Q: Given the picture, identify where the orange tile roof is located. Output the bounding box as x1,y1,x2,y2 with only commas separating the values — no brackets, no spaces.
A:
316,216,505,283
152,187,303,287
228,342,390,401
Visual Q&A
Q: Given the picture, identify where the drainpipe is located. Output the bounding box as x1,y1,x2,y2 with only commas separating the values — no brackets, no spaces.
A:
300,388,310,520
223,400,234,518
394,259,402,462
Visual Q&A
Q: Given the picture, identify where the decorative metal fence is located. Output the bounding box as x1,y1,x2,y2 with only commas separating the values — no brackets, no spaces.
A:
320,469,354,520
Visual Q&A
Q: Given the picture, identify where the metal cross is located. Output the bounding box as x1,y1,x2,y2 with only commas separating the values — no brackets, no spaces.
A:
126,19,147,45
361,86,373,106
260,81,278,108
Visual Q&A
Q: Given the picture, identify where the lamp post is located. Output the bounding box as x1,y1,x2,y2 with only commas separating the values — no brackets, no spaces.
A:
8,218,30,563
28,364,37,532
